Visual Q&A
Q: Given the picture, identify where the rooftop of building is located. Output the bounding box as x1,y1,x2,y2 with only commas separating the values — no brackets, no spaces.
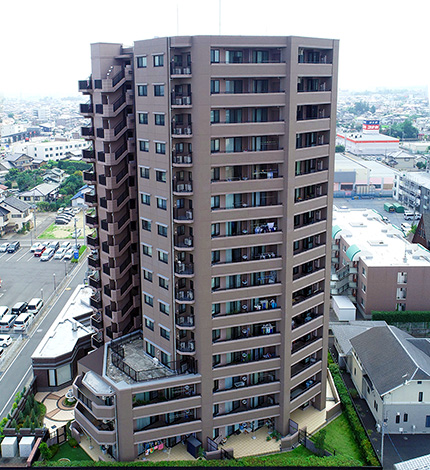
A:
19,182,60,197
335,154,399,178
398,171,430,189
333,207,430,268
337,131,399,143
32,284,93,359
105,331,178,385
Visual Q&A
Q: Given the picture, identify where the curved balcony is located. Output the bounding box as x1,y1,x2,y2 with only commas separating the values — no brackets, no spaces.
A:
172,153,193,167
172,125,192,138
173,208,193,224
172,181,193,196
174,262,194,278
175,314,195,330
176,340,196,355
174,235,194,251
175,289,195,304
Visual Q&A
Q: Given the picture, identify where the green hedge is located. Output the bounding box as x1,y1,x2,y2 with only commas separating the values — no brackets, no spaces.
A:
372,310,430,323
329,364,379,467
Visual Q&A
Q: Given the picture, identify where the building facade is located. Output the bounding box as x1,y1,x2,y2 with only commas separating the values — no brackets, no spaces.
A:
74,35,338,461
331,208,430,317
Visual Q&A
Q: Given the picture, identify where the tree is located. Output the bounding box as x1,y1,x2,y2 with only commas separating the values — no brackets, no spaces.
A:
416,161,426,170
23,416,31,429
314,428,326,456
39,442,51,461
335,144,345,153
370,105,376,114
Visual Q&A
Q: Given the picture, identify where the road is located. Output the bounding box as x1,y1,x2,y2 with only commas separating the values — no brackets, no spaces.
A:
0,260,88,420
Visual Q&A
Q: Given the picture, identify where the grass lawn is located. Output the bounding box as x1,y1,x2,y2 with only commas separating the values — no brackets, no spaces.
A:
50,443,92,462
313,413,364,465
38,223,88,240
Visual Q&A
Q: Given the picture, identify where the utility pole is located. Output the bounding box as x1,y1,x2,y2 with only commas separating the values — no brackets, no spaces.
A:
380,416,388,466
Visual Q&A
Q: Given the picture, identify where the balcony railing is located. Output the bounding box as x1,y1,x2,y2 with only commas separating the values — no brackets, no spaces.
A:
290,379,319,401
78,79,92,91
174,235,193,249
214,374,277,393
175,289,194,302
81,126,94,137
80,102,93,114
171,64,192,75
172,153,193,165
174,262,194,275
173,208,193,222
292,335,321,354
171,93,192,106
177,340,195,353
173,181,193,193
212,198,280,211
172,125,192,136
214,398,278,417
176,314,195,328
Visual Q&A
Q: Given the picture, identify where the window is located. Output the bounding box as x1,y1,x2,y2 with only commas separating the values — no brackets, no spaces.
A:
403,413,408,422
211,80,220,94
212,250,220,264
146,341,155,357
138,112,148,124
212,277,220,290
159,276,169,290
159,301,170,315
156,197,167,210
157,224,168,237
144,295,153,307
137,84,147,96
145,317,154,330
158,250,168,263
211,110,220,123
141,193,151,205
374,400,378,412
395,414,400,424
142,244,152,257
158,301,170,316
140,167,150,179
362,284,366,293
362,267,366,277
153,54,164,67
143,269,153,282
141,218,151,231
226,50,243,63
211,139,220,153
210,49,220,63
154,85,165,96
155,142,166,154
419,392,424,402
212,303,220,315
154,114,165,126
211,196,220,209
137,56,147,68
139,140,149,152
160,326,170,341
211,223,220,237
156,170,167,182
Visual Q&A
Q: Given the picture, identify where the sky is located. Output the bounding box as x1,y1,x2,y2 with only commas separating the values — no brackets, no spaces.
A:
1,0,429,98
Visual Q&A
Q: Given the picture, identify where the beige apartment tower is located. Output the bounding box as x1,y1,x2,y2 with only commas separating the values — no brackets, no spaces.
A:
75,35,338,461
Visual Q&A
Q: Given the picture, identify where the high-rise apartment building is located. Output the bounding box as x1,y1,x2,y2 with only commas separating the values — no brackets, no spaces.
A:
74,35,338,461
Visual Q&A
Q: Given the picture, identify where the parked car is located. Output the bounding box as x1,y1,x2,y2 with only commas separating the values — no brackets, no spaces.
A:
0,242,10,253
7,241,20,253
34,246,46,257
0,315,17,332
14,313,33,333
54,248,66,260
40,248,55,261
57,207,64,214
61,241,71,250
0,334,12,347
27,298,43,315
63,249,74,260
30,242,42,252
48,241,60,252
0,306,9,320
11,302,28,316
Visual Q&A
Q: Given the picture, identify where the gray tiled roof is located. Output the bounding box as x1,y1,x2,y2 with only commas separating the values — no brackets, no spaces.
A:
3,196,30,213
350,325,430,396
330,321,385,355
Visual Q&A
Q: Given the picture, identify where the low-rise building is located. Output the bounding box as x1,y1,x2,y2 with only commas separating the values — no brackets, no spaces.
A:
18,182,60,203
32,285,93,391
394,171,430,214
332,208,430,317
350,324,430,434
0,196,32,231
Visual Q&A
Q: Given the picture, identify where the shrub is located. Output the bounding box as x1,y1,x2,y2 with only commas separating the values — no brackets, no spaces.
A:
372,310,430,323
68,437,78,448
23,416,31,429
49,444,60,458
11,419,18,431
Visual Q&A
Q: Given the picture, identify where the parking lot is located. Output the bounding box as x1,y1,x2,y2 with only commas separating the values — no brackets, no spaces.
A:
0,241,79,354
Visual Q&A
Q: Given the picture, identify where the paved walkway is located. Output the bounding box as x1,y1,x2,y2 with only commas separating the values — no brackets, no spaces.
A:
35,386,75,430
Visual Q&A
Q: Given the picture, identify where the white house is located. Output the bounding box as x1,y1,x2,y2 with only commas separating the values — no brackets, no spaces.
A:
349,324,430,434
0,196,32,231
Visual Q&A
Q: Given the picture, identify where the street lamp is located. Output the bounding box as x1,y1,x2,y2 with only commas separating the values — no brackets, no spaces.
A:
53,273,56,291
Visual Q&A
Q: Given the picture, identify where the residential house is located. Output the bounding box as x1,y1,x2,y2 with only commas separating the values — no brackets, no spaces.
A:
18,183,60,203
43,168,68,184
4,153,34,170
0,196,32,231
0,206,11,236
71,185,92,208
350,324,430,434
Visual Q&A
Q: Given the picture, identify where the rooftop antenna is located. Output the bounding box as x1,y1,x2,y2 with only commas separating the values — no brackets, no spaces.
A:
219,0,222,35
176,2,179,36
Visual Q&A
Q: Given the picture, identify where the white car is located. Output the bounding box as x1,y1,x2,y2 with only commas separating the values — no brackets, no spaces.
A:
0,243,10,253
31,242,42,252
63,248,74,260
54,248,66,259
61,241,71,250
0,335,12,347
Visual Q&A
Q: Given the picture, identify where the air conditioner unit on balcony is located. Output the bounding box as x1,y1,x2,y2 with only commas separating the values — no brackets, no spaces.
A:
180,342,186,349
184,238,192,246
